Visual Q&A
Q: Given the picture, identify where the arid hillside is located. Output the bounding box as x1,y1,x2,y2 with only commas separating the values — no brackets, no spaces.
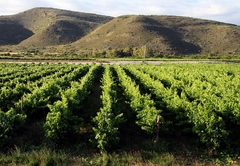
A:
0,8,112,47
0,7,240,55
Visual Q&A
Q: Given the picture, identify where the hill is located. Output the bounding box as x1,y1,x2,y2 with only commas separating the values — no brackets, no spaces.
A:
0,8,112,47
0,7,240,56
71,15,240,55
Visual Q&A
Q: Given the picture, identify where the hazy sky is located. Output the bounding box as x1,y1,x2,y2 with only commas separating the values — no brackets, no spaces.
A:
0,0,239,25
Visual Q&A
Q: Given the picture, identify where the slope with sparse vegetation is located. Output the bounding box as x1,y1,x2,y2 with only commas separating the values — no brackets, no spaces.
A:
0,7,240,56
0,7,112,47
72,15,240,56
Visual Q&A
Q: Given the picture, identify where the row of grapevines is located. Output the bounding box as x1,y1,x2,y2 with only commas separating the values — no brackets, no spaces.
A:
44,64,100,142
0,64,76,111
0,64,79,110
0,108,26,148
92,65,124,151
113,65,161,134
0,63,54,87
12,65,90,118
0,63,35,79
140,64,240,128
0,64,90,146
0,63,74,89
28,64,78,89
124,64,228,149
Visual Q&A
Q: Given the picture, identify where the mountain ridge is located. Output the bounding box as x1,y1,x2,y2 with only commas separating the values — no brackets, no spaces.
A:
0,7,240,56
0,7,113,47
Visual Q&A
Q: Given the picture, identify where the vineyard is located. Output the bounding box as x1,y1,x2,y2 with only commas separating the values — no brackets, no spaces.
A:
0,62,240,155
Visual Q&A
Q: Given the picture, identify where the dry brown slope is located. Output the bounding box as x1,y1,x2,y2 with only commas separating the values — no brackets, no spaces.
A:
0,7,113,47
1,8,240,55
72,15,240,55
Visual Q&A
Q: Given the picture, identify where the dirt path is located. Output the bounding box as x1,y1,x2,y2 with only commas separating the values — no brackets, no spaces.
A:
0,59,239,64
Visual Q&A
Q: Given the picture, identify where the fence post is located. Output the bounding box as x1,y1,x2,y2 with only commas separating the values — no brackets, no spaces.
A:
21,97,24,112
156,115,161,144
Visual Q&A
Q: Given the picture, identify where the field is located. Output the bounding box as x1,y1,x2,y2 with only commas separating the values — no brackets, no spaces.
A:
0,62,240,165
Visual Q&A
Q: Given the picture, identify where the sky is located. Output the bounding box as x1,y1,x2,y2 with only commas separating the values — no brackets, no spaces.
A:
0,0,239,25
